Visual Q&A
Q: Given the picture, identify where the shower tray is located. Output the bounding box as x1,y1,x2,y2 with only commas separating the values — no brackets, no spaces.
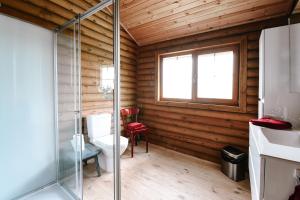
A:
18,184,74,200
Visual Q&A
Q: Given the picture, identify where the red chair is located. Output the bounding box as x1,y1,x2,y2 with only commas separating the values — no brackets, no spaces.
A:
120,108,148,158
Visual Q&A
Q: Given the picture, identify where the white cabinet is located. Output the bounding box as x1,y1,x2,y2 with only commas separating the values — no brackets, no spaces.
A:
259,24,300,128
248,149,264,200
249,146,300,200
249,124,300,200
250,152,300,200
249,126,265,200
290,23,300,93
251,24,300,200
264,158,300,200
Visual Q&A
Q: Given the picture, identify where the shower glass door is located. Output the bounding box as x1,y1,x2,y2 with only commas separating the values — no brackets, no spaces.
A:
56,19,82,199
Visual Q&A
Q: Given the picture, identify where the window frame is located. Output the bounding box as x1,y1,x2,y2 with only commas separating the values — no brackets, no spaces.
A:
155,36,247,112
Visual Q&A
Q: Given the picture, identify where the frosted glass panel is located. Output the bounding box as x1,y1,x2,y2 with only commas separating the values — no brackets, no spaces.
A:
0,14,56,199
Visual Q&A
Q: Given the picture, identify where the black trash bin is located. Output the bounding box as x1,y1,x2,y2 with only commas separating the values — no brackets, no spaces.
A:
221,146,247,181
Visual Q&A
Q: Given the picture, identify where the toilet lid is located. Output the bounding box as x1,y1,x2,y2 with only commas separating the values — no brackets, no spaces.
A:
94,134,128,149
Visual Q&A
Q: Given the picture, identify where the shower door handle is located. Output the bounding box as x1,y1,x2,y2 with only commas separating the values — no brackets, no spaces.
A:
74,110,81,135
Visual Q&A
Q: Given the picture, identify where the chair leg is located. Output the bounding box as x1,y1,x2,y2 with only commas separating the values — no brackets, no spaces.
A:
135,136,138,146
145,133,148,153
83,160,88,165
95,155,101,177
130,134,134,158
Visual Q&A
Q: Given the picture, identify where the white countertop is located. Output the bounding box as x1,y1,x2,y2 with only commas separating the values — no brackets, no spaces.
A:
250,123,300,162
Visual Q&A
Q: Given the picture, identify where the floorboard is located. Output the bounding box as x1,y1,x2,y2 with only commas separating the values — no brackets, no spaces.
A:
83,143,251,200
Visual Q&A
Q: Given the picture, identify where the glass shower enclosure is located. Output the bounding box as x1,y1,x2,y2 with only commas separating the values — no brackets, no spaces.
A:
0,0,121,199
0,14,82,200
0,12,82,200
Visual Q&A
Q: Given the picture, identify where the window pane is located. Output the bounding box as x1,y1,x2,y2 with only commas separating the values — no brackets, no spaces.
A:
162,54,192,99
100,65,114,91
102,66,114,80
197,51,234,99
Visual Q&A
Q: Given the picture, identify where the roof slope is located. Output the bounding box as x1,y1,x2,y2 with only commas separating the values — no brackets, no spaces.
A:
120,0,294,46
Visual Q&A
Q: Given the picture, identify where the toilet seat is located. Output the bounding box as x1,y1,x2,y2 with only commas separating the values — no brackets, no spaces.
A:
93,134,128,150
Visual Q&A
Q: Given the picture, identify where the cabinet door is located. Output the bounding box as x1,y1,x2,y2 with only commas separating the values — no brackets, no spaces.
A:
290,24,300,93
249,145,265,199
264,157,300,200
263,26,290,118
259,30,265,101
258,31,265,118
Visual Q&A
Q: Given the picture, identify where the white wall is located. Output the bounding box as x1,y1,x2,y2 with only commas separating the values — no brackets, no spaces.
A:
0,14,56,199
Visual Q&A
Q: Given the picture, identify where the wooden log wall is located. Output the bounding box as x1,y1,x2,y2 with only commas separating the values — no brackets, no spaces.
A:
0,0,138,117
137,17,288,163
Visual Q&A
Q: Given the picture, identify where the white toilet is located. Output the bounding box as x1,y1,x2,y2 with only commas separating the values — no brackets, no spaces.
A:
87,113,128,172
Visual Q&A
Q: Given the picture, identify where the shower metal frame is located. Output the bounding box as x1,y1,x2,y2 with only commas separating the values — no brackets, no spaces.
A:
54,0,121,199
54,15,83,200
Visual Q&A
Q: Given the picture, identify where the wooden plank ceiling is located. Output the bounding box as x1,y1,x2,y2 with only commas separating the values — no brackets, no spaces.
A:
120,0,294,46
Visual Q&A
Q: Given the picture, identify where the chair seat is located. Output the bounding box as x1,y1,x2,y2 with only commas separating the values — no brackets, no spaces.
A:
82,143,102,160
127,122,147,130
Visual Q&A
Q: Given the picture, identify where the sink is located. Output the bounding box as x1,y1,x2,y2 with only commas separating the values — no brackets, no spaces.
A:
250,123,300,162
249,124,300,200
261,128,300,148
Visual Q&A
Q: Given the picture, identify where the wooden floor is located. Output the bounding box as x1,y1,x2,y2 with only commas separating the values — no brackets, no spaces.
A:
83,143,251,200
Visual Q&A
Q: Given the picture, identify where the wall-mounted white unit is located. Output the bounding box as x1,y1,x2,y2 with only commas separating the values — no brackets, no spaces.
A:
259,24,300,128
250,23,300,200
290,24,300,93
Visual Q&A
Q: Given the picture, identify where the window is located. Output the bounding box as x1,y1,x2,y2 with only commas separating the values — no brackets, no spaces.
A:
158,45,240,107
99,65,114,98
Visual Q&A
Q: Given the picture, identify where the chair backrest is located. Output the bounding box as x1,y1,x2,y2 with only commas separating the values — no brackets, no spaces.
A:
120,108,140,128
